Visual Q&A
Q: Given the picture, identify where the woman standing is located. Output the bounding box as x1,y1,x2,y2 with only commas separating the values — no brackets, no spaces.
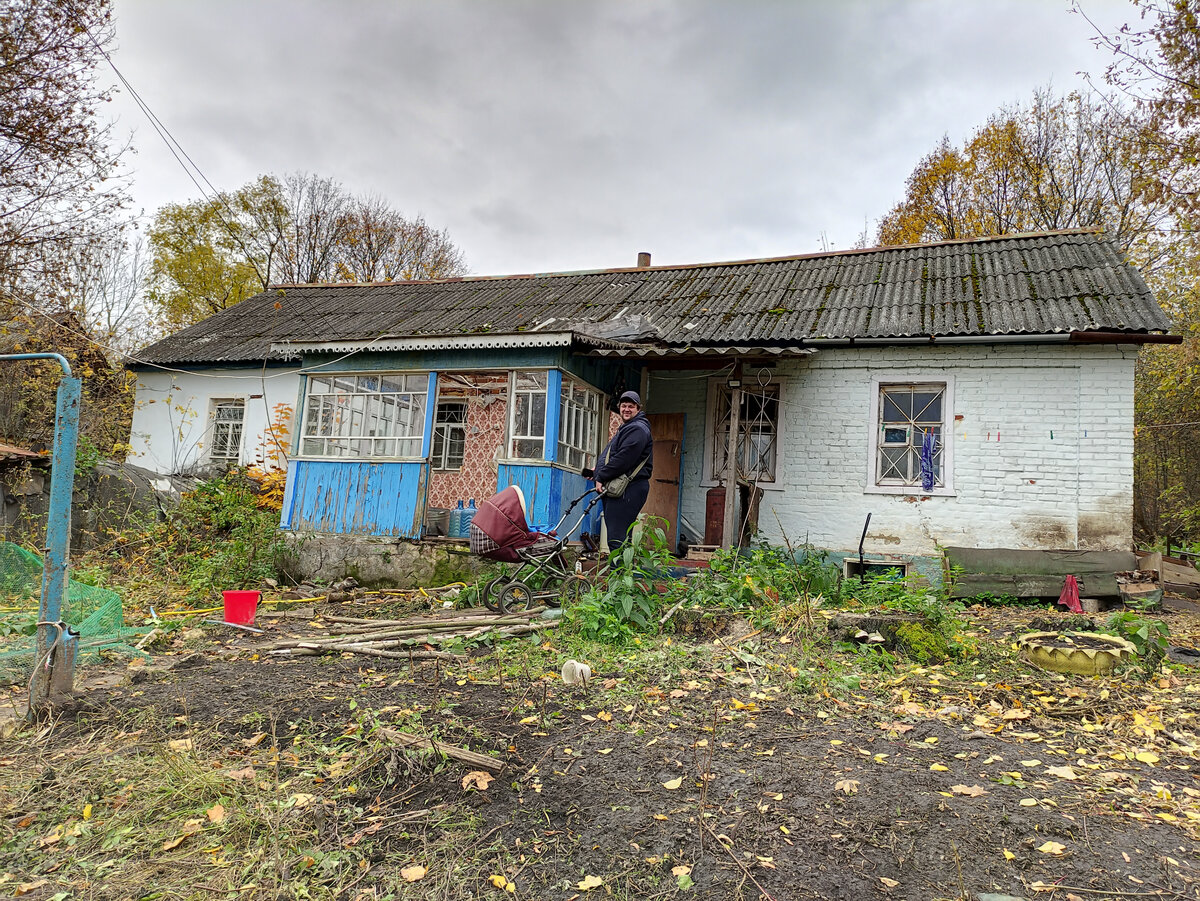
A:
583,390,653,551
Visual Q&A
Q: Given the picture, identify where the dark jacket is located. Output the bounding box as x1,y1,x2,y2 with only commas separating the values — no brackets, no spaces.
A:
593,412,653,484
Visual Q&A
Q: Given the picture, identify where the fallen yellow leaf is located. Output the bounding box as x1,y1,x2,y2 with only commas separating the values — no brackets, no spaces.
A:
1135,751,1160,765
950,784,987,797
162,819,203,851
929,763,949,772
577,874,604,890
401,865,426,882
462,771,494,791
1037,840,1066,855
1003,848,1016,860
662,777,683,790
206,803,226,824
880,876,900,888
835,779,860,794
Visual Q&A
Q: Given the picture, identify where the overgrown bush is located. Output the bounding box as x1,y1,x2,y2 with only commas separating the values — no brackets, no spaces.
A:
683,543,841,617
92,469,293,603
1106,611,1170,677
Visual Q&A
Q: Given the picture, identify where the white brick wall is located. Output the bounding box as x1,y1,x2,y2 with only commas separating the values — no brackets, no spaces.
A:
648,343,1136,555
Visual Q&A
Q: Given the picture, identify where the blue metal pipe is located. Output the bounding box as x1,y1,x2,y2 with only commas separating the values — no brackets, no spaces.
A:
0,354,80,711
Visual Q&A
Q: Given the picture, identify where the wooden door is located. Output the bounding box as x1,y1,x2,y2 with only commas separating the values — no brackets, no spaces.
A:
644,414,684,552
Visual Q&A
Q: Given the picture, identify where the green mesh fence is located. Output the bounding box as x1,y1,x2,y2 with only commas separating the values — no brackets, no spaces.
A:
0,543,149,684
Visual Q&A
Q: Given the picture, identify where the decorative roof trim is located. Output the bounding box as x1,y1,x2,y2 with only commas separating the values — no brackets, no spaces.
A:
273,332,575,355
590,345,816,358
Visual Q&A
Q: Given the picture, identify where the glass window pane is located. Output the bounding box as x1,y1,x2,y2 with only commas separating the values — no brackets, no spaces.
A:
530,393,546,436
912,391,942,422
882,394,906,422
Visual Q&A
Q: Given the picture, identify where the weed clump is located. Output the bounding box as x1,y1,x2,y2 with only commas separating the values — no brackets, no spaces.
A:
82,469,294,606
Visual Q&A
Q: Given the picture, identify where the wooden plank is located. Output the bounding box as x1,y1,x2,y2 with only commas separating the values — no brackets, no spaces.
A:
951,571,1120,599
378,727,504,773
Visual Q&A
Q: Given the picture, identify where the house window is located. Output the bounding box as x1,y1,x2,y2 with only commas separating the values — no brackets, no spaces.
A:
300,373,428,459
867,378,953,494
558,377,602,470
508,370,548,459
707,381,780,485
209,399,245,463
432,401,467,470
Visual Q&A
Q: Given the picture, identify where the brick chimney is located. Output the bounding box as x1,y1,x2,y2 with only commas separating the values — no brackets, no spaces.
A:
636,251,651,268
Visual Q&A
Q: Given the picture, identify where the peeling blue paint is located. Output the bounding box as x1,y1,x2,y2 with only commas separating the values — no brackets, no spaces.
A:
497,463,598,538
284,460,426,536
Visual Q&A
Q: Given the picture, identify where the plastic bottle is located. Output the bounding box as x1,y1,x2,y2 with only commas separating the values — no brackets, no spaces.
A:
460,498,477,538
449,500,464,539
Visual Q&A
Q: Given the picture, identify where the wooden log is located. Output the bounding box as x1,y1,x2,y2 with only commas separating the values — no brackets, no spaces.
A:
378,726,504,773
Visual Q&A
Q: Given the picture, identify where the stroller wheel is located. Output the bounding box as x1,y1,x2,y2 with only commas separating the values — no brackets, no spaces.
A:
558,575,589,608
481,576,507,612
498,580,533,614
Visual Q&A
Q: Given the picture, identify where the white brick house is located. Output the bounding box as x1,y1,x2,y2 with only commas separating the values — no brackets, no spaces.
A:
130,229,1174,570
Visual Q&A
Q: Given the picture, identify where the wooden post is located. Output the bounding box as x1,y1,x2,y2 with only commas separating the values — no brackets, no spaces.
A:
721,368,742,550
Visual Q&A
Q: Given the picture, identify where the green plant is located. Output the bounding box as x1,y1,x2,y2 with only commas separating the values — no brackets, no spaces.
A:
74,434,103,477
1105,611,1170,676
895,621,952,664
844,572,969,661
566,518,673,643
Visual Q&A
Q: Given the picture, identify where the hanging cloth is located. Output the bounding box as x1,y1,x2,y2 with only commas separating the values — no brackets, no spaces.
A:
920,428,937,492
1058,574,1083,614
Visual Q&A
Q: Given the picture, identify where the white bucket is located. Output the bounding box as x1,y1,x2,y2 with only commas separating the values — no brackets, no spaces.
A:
561,659,592,685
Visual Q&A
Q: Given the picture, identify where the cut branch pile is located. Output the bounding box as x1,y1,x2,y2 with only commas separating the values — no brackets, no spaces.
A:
264,608,555,660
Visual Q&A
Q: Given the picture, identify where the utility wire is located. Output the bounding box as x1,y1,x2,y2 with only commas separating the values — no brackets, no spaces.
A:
60,0,339,341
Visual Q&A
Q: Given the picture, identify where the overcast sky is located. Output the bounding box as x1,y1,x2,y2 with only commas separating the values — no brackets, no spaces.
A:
106,0,1134,277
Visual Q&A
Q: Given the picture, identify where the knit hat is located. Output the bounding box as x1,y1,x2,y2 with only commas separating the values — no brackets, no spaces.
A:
618,390,642,407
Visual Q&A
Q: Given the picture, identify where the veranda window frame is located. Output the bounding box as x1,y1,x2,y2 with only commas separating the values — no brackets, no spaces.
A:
299,372,430,460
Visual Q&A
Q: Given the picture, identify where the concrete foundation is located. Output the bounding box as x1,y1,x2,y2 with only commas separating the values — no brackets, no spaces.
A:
283,532,487,588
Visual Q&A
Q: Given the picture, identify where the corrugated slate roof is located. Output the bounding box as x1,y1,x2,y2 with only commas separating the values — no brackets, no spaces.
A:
135,229,1171,365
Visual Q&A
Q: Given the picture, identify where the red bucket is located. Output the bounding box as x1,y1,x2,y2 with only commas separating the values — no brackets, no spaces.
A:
222,590,260,625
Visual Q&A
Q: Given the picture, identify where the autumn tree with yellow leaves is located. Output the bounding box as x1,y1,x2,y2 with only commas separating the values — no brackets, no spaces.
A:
877,71,1200,541
147,173,467,331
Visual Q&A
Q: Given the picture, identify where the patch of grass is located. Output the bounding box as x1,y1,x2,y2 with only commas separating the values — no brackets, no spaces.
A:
0,705,499,900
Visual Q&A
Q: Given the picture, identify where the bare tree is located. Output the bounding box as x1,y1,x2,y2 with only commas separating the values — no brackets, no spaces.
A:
337,194,467,282
878,88,1170,270
70,232,157,359
0,0,127,306
148,172,469,328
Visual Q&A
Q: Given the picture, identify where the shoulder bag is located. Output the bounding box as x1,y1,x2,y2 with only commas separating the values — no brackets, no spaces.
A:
601,447,648,498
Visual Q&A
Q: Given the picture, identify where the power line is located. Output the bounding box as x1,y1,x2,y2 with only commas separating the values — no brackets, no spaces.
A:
59,0,340,341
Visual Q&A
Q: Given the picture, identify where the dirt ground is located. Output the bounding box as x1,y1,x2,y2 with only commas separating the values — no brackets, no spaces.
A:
1,598,1198,901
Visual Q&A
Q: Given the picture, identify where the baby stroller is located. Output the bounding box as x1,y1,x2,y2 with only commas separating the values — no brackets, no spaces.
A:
469,485,603,613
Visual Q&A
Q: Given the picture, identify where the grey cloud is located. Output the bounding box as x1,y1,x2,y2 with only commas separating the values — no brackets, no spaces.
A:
110,0,1133,274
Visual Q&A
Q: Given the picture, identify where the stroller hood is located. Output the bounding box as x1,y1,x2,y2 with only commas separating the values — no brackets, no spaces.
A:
471,486,541,562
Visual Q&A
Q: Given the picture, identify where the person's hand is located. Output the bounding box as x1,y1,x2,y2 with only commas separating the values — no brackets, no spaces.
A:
581,467,594,479
594,483,605,494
